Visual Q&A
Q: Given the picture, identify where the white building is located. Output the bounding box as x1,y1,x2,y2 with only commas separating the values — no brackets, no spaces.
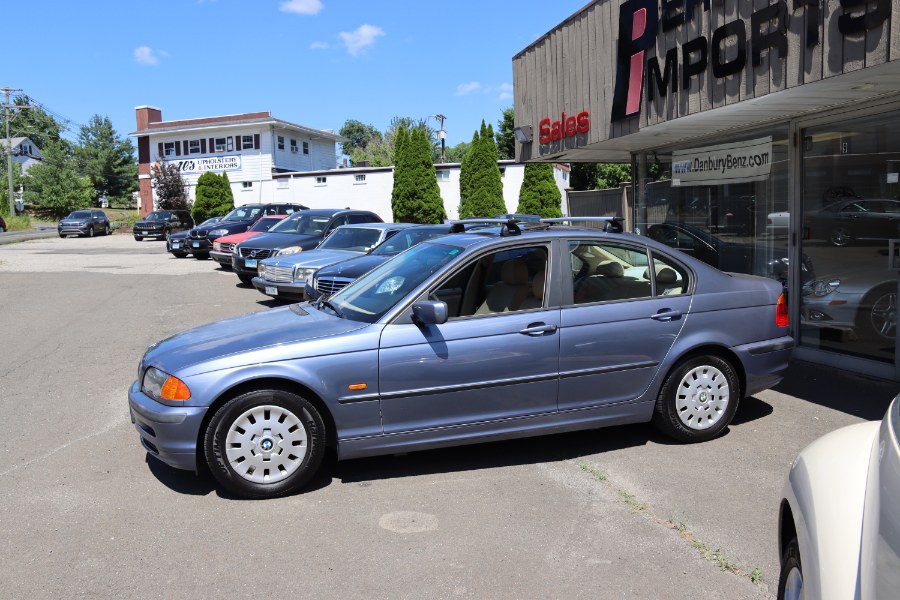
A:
130,106,343,215
1,137,42,174
264,160,571,221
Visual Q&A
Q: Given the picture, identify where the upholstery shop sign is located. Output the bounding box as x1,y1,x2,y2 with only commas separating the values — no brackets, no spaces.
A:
671,137,772,186
167,155,241,174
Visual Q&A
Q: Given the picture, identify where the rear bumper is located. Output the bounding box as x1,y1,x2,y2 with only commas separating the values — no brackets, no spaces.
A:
732,335,795,396
128,381,208,472
187,239,213,252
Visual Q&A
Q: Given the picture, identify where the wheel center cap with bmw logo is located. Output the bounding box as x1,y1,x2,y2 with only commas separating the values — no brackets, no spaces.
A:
259,438,274,452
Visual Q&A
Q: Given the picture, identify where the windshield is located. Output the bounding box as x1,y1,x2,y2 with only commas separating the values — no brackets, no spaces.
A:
222,206,263,221
371,229,448,256
249,217,283,232
270,213,332,235
319,227,382,252
67,211,92,219
199,217,221,226
326,242,462,323
144,211,170,221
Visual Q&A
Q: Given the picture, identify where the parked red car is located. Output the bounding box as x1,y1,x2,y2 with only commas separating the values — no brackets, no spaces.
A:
209,215,288,267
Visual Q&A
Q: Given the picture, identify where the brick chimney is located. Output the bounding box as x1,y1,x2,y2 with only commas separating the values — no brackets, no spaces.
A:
135,105,162,131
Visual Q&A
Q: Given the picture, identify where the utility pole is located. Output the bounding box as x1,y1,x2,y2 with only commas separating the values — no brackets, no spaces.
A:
430,114,447,163
2,88,25,216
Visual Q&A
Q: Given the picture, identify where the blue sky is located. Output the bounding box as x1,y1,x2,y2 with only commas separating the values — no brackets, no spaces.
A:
7,0,587,152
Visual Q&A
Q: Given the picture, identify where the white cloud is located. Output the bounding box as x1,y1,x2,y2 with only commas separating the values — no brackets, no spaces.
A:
455,81,482,96
339,24,385,56
134,46,166,66
310,41,330,50
280,0,323,15
497,82,514,100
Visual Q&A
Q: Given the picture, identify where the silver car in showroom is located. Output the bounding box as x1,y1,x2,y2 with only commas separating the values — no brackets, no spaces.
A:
778,394,900,599
128,218,794,499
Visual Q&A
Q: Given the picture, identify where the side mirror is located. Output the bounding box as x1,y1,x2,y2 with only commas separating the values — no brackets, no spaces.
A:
411,300,448,326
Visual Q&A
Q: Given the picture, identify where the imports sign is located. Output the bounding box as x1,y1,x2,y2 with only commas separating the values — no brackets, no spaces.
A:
167,155,241,174
671,137,772,187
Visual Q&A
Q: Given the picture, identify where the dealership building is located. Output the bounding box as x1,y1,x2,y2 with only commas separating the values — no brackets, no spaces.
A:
514,0,900,380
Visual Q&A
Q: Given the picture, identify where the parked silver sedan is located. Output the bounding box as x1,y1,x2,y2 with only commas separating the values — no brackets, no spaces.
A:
778,394,900,599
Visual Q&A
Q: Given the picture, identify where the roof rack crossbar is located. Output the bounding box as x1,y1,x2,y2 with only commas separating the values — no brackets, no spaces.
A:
540,216,624,233
447,218,522,236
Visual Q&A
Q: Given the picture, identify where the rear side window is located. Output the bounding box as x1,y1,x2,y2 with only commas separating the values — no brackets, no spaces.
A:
570,241,651,304
649,252,689,295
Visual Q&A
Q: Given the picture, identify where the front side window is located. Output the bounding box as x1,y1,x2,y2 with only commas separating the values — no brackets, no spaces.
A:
430,245,548,318
222,206,263,221
270,214,332,235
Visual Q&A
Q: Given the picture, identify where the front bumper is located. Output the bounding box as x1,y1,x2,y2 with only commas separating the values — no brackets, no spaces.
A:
232,254,266,278
134,227,166,238
186,238,213,253
128,380,208,472
210,250,234,265
168,239,191,253
251,276,308,301
59,225,90,235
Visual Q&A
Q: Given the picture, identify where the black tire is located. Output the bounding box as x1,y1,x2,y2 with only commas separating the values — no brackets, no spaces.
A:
777,537,803,600
829,226,852,247
171,252,188,258
238,273,254,286
87,226,94,238
855,283,896,343
134,236,143,241
58,233,66,238
103,224,110,236
651,355,740,443
203,389,327,499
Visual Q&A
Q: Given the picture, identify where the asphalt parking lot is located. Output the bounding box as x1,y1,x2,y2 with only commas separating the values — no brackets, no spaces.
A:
1,233,897,599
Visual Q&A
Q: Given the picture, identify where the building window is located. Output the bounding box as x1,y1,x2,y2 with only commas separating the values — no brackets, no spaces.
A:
562,170,568,181
242,182,253,190
291,139,298,153
303,141,309,155
276,179,289,189
436,169,449,181
189,140,201,154
316,176,327,184
499,168,506,178
163,142,176,157
278,136,285,150
214,137,234,153
354,174,366,182
242,135,254,150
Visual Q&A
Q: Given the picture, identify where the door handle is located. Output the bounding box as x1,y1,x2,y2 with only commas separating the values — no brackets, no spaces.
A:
650,309,682,322
519,322,558,336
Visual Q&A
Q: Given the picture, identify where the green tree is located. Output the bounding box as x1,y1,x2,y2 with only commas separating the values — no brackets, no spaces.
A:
0,95,63,150
192,171,234,222
443,140,471,163
151,161,189,211
517,163,562,218
339,119,383,155
570,163,600,190
391,126,446,223
569,163,633,190
75,114,138,207
495,108,516,160
22,140,93,217
458,121,506,218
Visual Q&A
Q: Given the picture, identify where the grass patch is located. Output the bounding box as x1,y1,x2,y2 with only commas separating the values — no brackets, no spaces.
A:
2,214,32,231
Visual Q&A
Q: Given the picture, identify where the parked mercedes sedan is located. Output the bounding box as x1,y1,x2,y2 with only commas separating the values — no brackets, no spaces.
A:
129,218,793,499
252,222,415,302
778,394,899,599
58,210,111,238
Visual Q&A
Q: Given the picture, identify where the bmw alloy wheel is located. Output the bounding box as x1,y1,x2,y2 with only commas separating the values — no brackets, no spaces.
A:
224,404,308,484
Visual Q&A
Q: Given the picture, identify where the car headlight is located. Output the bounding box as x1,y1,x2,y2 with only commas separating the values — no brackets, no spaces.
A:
141,367,191,401
212,242,222,251
293,267,316,283
802,278,841,297
209,228,229,236
276,246,303,257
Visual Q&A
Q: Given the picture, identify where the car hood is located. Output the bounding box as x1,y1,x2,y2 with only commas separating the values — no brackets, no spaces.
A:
237,232,321,251
168,230,190,241
217,231,261,245
142,304,368,376
317,254,391,279
264,248,364,269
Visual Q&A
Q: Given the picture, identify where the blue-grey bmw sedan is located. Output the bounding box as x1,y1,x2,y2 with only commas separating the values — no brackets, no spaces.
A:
129,218,794,498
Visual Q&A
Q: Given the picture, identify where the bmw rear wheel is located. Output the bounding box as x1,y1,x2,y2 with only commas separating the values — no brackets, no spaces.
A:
204,389,326,499
652,355,740,442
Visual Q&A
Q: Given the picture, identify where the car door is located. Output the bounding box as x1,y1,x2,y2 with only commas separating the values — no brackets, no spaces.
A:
378,243,559,434
559,240,692,411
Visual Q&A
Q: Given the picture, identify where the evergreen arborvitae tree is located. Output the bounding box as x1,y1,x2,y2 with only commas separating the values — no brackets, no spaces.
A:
457,130,480,217
459,120,506,218
192,171,234,223
517,163,563,218
391,127,446,223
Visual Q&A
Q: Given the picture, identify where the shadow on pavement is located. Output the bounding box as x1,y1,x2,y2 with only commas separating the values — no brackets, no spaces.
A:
774,359,898,420
731,395,774,426
146,454,216,496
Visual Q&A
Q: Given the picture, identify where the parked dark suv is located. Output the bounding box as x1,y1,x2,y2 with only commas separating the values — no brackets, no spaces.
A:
187,203,307,260
58,210,111,238
231,208,383,285
133,210,194,241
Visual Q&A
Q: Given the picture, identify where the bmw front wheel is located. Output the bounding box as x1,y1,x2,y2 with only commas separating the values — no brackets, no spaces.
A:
652,355,740,442
204,389,327,499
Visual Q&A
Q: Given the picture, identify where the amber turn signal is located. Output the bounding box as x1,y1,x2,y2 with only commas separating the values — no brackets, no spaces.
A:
160,375,191,401
348,383,367,391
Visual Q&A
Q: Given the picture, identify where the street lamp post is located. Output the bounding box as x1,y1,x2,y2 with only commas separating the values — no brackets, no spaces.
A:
430,114,447,163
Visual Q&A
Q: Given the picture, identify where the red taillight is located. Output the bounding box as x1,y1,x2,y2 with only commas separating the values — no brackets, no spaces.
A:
776,292,789,327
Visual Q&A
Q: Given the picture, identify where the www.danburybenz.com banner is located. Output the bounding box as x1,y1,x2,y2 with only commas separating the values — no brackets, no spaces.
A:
671,137,772,187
